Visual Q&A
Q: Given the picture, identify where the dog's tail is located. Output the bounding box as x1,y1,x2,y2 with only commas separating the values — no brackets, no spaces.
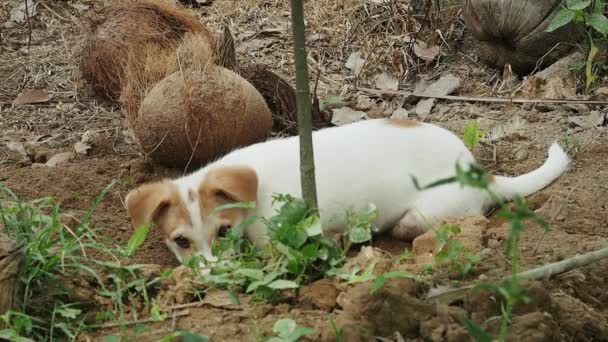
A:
489,142,571,202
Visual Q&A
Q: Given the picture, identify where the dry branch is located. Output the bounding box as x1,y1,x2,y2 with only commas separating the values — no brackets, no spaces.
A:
427,245,608,303
359,87,608,105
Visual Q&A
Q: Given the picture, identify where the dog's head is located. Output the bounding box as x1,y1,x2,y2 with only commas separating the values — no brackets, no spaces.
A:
124,165,258,264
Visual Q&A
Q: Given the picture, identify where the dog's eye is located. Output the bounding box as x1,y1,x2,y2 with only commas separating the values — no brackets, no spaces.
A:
218,225,231,238
174,236,191,249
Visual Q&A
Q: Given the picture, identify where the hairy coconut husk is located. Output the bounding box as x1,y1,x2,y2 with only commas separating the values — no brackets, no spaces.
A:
120,31,216,118
214,25,237,71
461,0,584,75
131,66,273,169
80,0,213,101
237,64,298,134
237,64,330,135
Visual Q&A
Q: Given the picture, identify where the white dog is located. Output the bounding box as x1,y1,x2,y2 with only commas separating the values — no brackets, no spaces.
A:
125,118,570,264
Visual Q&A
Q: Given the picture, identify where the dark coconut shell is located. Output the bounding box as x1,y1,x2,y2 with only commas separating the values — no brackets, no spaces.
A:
80,0,213,101
461,0,584,75
130,66,273,169
238,64,329,135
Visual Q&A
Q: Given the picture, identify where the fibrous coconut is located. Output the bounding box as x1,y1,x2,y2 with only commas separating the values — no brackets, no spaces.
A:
80,0,214,101
130,66,273,169
120,31,216,117
461,0,583,75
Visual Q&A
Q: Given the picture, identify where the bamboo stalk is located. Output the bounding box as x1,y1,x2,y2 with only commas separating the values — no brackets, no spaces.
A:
289,0,318,210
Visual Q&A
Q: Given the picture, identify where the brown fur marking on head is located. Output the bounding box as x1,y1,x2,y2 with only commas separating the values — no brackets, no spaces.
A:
198,165,258,216
198,166,258,243
387,117,421,128
488,174,496,183
125,180,191,237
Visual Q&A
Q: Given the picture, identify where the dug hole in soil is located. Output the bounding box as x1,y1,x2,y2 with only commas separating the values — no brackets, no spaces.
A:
1,0,608,341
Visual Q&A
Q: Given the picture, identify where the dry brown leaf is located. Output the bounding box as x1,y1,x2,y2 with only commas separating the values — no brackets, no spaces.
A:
413,41,440,62
374,71,399,92
6,142,27,157
345,51,366,75
12,89,52,106
10,0,36,24
236,37,276,54
45,152,75,167
74,142,92,155
331,107,368,126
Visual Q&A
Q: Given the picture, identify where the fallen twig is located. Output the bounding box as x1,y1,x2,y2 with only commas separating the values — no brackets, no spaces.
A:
426,245,608,303
90,310,190,329
358,87,608,105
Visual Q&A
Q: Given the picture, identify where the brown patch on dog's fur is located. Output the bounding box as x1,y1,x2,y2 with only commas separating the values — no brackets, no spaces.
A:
198,166,259,242
125,180,192,238
387,118,421,128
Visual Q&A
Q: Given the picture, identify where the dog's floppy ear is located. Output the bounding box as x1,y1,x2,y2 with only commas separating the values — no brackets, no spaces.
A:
202,166,258,204
125,181,175,229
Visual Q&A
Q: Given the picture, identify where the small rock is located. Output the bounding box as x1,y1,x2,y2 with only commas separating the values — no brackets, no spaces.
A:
592,86,608,101
567,116,592,129
488,239,500,249
521,103,534,111
480,248,493,259
414,98,435,117
515,149,529,161
355,95,375,111
436,105,451,117
45,152,76,167
590,110,605,127
562,103,590,113
535,103,557,112
421,74,461,97
478,274,489,281
391,107,409,120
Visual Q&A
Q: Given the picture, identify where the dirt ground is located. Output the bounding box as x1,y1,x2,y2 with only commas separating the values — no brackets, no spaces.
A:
1,0,608,341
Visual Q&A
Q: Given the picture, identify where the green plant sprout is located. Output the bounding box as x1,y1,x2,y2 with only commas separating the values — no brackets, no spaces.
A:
266,318,314,342
547,0,608,91
434,225,481,278
413,159,552,341
462,121,485,150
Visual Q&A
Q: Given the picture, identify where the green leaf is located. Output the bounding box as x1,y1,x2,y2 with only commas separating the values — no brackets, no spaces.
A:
349,226,372,244
370,271,418,294
124,222,151,257
181,331,211,342
267,279,299,290
288,327,315,341
546,8,576,32
273,318,297,337
55,307,82,319
319,95,348,110
459,315,493,342
462,121,484,150
304,216,322,237
102,335,121,342
566,0,591,10
347,261,377,284
235,268,265,280
587,13,608,35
